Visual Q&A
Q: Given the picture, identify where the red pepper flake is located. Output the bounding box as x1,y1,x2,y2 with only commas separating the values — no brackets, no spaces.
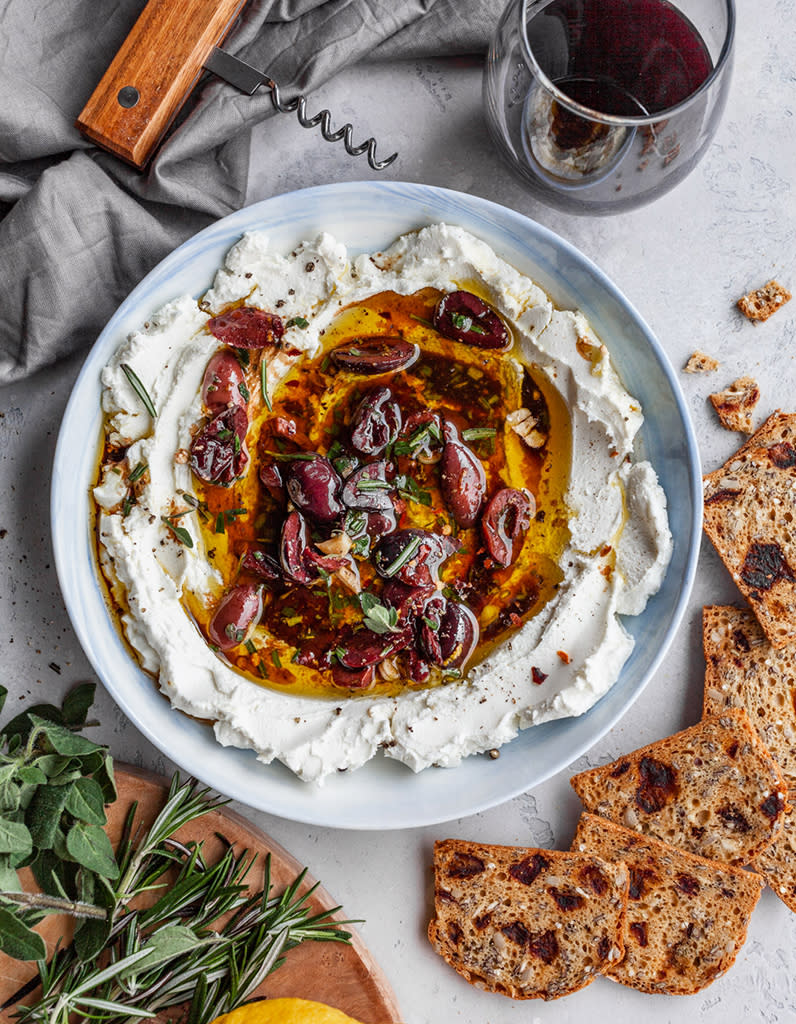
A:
600,544,612,556
557,650,571,664
531,666,548,685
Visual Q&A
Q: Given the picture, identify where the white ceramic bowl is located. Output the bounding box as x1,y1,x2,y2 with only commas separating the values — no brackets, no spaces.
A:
53,181,701,829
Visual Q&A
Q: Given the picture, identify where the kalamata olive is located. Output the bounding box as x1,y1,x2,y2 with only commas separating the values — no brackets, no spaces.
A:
258,462,285,502
399,410,443,462
373,528,458,587
350,387,402,455
408,649,431,684
284,455,343,524
207,306,285,349
336,625,413,670
437,601,479,671
201,350,248,413
365,508,397,541
381,580,436,616
331,336,419,374
240,547,283,585
439,420,486,528
304,548,349,574
208,584,263,651
481,488,535,568
190,405,249,486
331,662,377,690
341,461,393,512
279,510,315,584
433,291,510,350
417,593,448,665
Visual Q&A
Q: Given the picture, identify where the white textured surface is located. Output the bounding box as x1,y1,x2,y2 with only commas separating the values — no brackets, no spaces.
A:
2,3,796,1021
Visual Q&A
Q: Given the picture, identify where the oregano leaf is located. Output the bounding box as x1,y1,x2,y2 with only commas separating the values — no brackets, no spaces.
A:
0,906,46,961
65,777,107,826
65,823,119,879
0,816,33,858
26,784,70,850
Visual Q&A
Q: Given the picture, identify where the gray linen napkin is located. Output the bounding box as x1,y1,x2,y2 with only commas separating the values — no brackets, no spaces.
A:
0,0,496,383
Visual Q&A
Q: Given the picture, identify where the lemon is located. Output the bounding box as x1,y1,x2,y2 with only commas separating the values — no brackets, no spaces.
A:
210,997,375,1024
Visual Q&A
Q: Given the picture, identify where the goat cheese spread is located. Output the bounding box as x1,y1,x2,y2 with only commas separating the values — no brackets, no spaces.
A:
94,224,672,783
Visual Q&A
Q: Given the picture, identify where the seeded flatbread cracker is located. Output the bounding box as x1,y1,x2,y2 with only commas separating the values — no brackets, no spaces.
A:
569,709,787,866
684,350,720,373
571,812,764,994
703,604,796,782
428,839,627,1000
737,280,791,322
702,412,796,648
708,376,759,432
750,795,796,913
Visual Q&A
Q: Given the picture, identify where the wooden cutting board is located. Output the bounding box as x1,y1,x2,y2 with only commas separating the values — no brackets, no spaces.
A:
0,766,402,1023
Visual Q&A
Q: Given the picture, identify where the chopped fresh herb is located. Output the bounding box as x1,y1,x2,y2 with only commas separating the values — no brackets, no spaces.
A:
121,494,135,518
271,649,282,668
215,512,226,534
179,491,211,521
394,473,432,507
358,592,401,635
120,363,157,419
217,428,233,441
286,315,309,329
128,461,148,484
262,450,317,461
450,312,486,335
257,661,269,679
462,427,497,441
260,359,272,411
381,534,422,577
356,478,392,492
225,623,245,644
409,313,434,329
244,638,257,655
238,380,251,402
235,347,251,367
161,516,193,547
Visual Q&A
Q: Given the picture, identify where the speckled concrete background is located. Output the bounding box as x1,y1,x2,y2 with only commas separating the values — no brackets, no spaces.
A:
2,1,796,1020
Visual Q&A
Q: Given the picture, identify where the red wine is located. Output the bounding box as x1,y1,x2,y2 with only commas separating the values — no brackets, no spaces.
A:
527,0,713,117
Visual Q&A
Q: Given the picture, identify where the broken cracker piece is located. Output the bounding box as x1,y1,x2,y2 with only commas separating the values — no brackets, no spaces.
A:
709,376,759,432
684,350,720,373
737,280,791,322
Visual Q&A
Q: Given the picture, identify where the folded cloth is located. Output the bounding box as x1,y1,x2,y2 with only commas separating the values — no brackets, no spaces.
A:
0,0,495,384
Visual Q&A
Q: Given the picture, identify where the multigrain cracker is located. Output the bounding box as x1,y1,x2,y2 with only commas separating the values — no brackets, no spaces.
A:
569,709,787,865
737,280,791,322
702,604,796,782
684,350,720,373
428,839,627,1000
751,798,796,913
702,413,796,648
571,813,764,994
708,376,759,432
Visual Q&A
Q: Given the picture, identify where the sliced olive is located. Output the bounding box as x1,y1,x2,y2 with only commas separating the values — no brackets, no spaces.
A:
336,625,413,670
279,510,315,584
208,584,263,651
331,336,419,374
433,291,510,350
481,488,535,568
240,548,283,585
350,387,402,455
331,662,377,690
190,405,249,486
284,455,343,524
439,420,486,528
437,601,479,671
201,350,247,413
373,528,458,587
207,306,285,349
341,461,393,512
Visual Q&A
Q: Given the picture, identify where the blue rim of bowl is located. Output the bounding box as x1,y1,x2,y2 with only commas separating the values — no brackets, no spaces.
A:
52,180,702,829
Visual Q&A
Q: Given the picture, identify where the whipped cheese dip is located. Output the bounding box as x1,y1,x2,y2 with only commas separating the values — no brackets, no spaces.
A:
94,224,672,783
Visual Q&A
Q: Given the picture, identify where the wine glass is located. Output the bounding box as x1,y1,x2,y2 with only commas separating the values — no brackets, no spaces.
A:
483,0,735,215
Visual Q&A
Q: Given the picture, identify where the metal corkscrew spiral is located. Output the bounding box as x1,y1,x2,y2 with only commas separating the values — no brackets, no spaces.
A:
267,79,398,171
203,49,398,171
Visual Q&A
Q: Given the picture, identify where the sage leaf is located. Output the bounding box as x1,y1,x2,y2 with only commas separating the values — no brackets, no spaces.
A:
74,909,111,963
65,822,119,879
0,853,22,892
0,816,32,858
26,783,70,850
120,924,201,979
0,778,21,815
60,682,96,727
29,716,101,758
94,752,117,804
17,764,47,786
0,906,46,960
65,777,107,826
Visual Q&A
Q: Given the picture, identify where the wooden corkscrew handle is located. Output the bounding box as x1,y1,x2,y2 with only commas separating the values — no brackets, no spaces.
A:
76,0,248,168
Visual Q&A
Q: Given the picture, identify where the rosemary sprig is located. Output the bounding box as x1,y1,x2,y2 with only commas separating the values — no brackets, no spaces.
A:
260,359,272,411
1,689,353,1024
120,364,157,419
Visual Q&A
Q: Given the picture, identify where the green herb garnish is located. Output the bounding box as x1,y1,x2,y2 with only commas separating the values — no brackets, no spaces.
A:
380,534,422,577
120,363,156,419
461,427,497,442
260,359,272,411
271,649,282,669
238,380,251,403
358,592,401,635
285,316,309,329
161,516,193,548
128,461,148,484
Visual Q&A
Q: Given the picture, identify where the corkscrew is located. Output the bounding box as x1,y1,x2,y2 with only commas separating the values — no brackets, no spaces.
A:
76,0,397,171
203,48,397,171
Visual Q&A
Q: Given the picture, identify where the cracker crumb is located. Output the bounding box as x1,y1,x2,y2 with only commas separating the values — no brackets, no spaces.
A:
709,376,760,433
684,350,720,374
737,280,791,322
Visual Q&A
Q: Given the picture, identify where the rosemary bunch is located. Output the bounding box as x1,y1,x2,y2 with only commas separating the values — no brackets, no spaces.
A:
0,687,353,1024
